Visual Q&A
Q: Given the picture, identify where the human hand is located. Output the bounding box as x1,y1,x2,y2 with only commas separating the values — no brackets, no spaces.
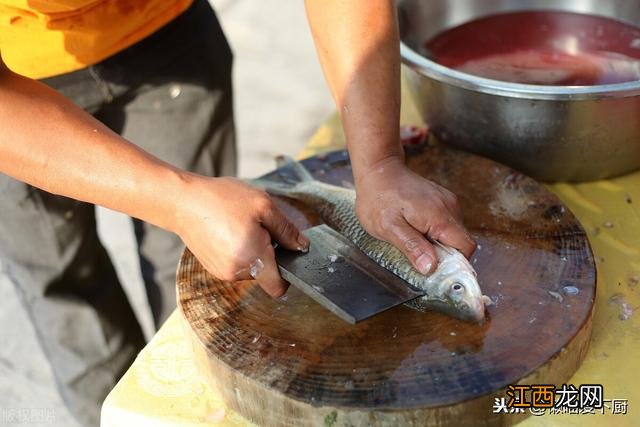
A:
354,156,476,274
173,175,309,297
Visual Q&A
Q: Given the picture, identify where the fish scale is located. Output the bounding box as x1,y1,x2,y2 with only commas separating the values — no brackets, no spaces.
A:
294,182,427,290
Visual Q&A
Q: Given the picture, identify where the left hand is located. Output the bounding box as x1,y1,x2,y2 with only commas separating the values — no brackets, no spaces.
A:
354,156,476,274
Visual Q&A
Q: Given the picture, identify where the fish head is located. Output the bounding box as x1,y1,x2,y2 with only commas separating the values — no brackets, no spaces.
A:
440,272,485,322
426,248,485,322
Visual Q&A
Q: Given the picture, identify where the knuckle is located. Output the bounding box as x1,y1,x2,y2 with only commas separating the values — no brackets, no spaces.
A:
465,235,478,252
218,266,239,282
423,213,458,235
377,212,399,234
254,193,274,214
427,222,448,240
229,241,253,263
269,284,287,298
402,236,423,253
260,277,286,297
276,219,295,238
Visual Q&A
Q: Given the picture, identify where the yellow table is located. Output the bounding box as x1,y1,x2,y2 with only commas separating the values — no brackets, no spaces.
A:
101,80,640,427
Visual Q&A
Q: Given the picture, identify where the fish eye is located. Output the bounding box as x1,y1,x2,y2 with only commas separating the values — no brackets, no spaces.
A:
451,282,465,293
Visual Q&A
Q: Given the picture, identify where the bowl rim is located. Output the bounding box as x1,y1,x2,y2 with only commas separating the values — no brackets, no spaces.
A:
400,42,640,100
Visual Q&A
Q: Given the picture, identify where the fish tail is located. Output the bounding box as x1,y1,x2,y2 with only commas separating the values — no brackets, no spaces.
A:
248,156,315,198
276,155,315,182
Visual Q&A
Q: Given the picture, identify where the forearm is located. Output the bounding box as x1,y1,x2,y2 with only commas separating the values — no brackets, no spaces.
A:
0,66,185,232
305,0,402,184
0,56,309,295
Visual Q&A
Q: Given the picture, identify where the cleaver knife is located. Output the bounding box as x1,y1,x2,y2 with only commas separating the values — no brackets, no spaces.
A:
275,224,425,324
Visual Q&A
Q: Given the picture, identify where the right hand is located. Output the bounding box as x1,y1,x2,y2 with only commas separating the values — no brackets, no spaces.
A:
172,175,309,297
354,156,476,274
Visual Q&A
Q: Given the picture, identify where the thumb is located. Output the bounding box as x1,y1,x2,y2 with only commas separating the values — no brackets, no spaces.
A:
383,217,438,274
259,201,309,251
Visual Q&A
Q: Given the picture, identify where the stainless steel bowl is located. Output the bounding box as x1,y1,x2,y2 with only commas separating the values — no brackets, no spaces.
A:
398,0,640,181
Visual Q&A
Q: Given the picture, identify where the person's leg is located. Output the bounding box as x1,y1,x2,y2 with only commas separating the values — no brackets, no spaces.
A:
0,175,145,426
93,0,236,327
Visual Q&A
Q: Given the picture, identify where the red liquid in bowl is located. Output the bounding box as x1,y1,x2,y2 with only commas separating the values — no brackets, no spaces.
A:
424,11,640,85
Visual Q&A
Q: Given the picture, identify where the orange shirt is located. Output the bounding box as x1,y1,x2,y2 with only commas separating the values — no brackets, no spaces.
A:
0,0,193,79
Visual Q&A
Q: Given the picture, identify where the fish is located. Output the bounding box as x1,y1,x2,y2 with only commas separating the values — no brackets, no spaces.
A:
251,156,485,322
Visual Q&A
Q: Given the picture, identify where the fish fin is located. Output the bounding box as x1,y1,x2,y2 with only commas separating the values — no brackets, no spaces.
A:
247,156,315,197
275,155,315,183
248,177,297,197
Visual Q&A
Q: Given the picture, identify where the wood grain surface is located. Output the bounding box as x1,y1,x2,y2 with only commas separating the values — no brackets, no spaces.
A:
177,144,596,426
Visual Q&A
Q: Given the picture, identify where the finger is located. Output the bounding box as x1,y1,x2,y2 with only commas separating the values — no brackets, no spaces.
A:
437,188,463,221
193,252,231,281
430,221,477,259
259,199,309,251
383,216,438,274
253,240,289,298
232,257,263,281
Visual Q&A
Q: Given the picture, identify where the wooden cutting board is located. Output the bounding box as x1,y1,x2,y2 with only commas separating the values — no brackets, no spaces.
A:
177,144,596,426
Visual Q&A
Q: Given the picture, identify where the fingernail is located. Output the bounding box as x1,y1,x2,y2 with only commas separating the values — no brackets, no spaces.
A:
249,258,265,279
297,236,309,252
416,253,433,274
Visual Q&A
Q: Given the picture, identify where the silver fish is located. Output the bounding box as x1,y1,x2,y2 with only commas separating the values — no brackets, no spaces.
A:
252,157,485,322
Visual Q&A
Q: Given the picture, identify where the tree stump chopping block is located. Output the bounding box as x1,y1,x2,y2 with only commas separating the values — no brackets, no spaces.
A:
177,145,596,426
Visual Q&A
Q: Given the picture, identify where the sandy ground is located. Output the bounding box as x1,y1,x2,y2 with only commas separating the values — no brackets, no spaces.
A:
0,1,334,424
